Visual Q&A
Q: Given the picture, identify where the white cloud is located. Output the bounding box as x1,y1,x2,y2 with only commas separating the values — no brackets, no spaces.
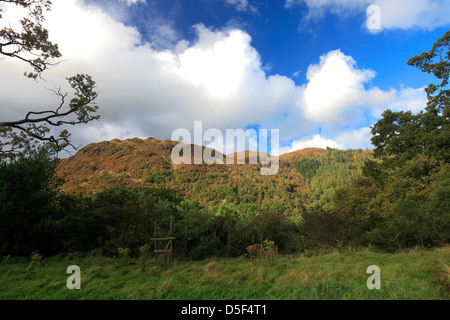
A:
375,85,428,116
279,127,373,155
371,0,450,31
286,0,450,31
292,70,301,78
287,0,370,16
299,50,378,122
0,0,299,150
335,127,372,149
279,135,342,155
176,25,262,98
0,0,428,157
297,50,427,124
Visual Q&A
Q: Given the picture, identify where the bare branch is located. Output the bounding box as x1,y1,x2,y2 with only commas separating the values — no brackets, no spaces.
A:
0,74,100,157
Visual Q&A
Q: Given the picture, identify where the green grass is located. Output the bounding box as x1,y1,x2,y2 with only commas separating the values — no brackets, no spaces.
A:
0,246,449,300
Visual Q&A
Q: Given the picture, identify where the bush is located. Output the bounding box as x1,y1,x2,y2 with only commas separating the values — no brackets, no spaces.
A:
0,148,66,256
246,239,278,265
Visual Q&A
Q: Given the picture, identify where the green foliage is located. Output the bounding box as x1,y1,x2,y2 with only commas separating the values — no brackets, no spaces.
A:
0,147,63,256
0,0,61,79
408,31,450,118
300,148,373,210
296,158,321,180
117,247,130,264
85,185,183,256
301,210,353,249
139,244,151,272
246,239,278,265
146,170,173,184
372,31,450,166
330,30,450,251
26,251,43,274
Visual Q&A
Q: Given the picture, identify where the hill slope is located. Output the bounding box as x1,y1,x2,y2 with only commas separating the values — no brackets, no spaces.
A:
56,137,372,212
57,137,320,193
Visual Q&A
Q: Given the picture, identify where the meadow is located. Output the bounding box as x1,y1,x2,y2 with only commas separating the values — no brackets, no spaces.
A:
1,246,448,300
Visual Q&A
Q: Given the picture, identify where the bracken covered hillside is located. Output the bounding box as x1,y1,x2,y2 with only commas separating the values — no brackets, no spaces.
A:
56,137,371,212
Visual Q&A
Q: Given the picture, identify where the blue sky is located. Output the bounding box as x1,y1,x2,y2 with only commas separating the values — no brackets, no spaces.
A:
1,0,450,155
92,0,444,87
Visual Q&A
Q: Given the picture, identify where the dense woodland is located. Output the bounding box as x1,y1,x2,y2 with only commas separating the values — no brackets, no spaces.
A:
0,129,448,258
0,144,374,258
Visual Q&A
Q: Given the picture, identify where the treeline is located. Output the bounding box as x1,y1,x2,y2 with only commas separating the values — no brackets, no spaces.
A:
0,125,448,258
145,163,306,214
0,146,375,258
1,140,447,258
0,148,301,258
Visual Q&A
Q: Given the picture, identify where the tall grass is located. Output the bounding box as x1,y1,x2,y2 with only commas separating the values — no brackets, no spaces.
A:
0,246,448,300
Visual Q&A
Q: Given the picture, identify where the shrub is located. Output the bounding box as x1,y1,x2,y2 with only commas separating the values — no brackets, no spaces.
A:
246,239,278,265
26,251,43,274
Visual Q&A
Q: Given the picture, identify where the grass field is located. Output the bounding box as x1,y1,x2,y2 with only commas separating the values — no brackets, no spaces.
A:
1,246,449,300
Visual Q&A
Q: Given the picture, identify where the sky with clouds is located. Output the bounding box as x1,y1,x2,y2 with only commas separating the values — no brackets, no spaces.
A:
1,0,449,156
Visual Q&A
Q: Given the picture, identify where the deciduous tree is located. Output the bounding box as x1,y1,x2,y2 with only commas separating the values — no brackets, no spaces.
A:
0,0,99,158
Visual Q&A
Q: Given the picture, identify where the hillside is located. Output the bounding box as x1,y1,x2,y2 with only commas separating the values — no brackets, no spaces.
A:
56,137,372,212
57,137,327,193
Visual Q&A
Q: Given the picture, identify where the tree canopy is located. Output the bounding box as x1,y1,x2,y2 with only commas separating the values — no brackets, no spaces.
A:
371,31,450,167
0,0,60,79
332,30,450,250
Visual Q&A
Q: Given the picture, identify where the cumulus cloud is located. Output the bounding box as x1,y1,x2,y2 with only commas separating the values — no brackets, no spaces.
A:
0,0,428,157
297,49,423,124
335,127,373,149
286,0,450,31
0,0,298,149
375,85,428,116
285,49,427,154
279,126,373,155
279,135,342,155
300,50,377,122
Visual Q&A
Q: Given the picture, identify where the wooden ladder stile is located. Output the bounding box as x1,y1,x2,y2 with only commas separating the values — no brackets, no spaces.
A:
151,218,191,264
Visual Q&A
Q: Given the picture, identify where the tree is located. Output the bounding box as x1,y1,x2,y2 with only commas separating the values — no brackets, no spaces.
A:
337,30,450,249
0,0,99,158
371,31,450,167
407,31,450,164
0,0,60,79
329,31,450,250
0,146,62,255
408,31,450,117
